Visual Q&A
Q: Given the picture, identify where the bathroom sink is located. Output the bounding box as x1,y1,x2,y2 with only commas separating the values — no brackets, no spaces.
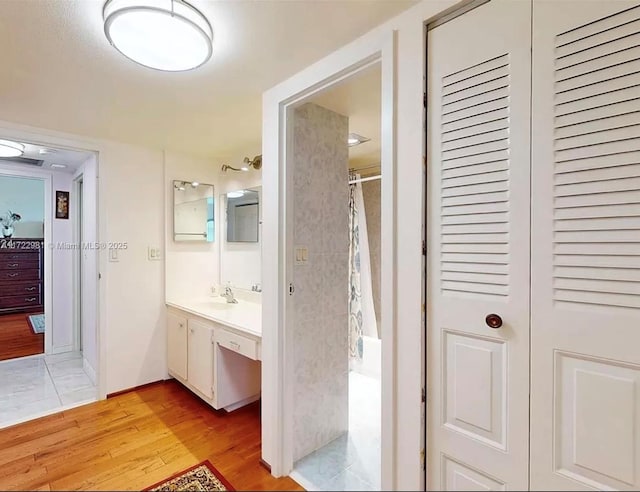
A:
192,300,235,311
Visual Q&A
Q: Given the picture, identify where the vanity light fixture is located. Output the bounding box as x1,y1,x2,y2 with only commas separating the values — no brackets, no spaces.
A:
103,0,214,72
191,181,199,187
0,140,25,158
221,155,262,173
348,133,370,147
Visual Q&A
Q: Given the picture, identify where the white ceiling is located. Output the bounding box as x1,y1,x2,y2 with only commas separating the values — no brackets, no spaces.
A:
310,63,381,172
0,0,416,159
0,142,93,173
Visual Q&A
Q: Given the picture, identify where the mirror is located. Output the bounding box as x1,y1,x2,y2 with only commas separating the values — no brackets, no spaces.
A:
220,186,261,291
226,189,259,243
173,180,214,242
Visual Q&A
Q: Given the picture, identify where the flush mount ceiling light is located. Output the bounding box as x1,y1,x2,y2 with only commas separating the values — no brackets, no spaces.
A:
227,191,245,199
348,133,371,147
50,164,68,169
103,0,213,72
0,139,25,158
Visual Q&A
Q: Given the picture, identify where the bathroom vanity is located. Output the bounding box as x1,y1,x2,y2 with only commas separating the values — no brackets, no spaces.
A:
166,295,261,412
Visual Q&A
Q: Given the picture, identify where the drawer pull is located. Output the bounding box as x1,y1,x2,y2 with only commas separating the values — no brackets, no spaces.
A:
7,273,18,278
7,263,18,267
25,297,37,302
25,287,37,291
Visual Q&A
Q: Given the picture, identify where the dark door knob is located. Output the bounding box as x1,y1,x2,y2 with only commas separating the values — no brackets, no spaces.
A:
485,313,503,329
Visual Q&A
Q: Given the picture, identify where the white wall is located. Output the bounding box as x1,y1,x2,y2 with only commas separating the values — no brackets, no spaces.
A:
51,171,74,353
164,151,219,301
0,175,44,238
218,149,262,290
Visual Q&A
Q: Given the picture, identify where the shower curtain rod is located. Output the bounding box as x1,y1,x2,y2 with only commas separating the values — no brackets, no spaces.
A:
349,174,381,185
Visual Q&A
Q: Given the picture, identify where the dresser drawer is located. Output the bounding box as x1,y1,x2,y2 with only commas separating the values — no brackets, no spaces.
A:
0,281,40,297
215,329,259,361
0,251,40,262
0,259,40,270
0,294,41,309
0,269,40,281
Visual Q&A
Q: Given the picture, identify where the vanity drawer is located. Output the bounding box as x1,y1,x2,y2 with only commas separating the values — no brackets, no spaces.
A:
216,329,258,361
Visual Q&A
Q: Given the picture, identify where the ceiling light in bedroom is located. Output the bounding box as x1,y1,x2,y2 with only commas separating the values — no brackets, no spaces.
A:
0,140,25,158
103,0,213,72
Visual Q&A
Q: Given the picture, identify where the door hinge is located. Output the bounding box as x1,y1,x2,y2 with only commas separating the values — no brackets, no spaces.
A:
423,92,427,108
422,240,427,256
289,283,295,295
421,386,426,403
420,448,426,470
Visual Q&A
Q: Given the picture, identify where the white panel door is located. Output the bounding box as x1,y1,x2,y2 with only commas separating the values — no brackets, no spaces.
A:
531,2,640,490
167,311,187,380
427,1,531,489
187,318,214,399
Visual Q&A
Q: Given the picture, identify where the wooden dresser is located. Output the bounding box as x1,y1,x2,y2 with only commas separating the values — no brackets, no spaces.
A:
0,239,44,314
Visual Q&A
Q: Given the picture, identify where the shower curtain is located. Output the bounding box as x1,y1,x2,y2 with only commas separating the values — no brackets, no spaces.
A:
349,173,378,360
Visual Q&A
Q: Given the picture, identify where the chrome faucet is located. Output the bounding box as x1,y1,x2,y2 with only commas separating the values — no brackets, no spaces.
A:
222,285,238,304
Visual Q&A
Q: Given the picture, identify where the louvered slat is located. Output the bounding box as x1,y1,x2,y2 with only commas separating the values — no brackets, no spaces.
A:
553,7,640,311
440,54,511,299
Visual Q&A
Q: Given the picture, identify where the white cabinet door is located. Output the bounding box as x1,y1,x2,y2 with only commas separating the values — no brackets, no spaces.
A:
427,1,531,489
167,311,187,380
531,2,640,490
187,318,214,400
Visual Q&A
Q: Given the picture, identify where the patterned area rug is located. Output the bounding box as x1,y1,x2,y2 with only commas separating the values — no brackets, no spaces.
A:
27,314,45,334
144,461,234,491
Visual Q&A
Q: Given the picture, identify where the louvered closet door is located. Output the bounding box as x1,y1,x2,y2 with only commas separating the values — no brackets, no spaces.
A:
426,1,531,489
531,2,640,490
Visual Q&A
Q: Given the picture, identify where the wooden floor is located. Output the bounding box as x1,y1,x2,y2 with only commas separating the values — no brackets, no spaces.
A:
0,380,303,491
0,313,44,362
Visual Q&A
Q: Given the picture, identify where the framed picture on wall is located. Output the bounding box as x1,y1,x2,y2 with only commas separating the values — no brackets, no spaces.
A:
55,191,69,219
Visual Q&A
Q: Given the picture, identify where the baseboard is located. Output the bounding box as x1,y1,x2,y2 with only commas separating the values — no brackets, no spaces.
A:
106,379,167,398
259,459,272,473
83,357,97,385
50,344,73,355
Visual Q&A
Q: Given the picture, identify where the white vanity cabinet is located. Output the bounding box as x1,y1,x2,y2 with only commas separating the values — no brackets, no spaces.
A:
187,318,215,400
167,311,188,380
167,306,261,411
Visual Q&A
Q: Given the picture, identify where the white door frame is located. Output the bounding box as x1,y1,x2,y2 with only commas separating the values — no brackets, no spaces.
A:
0,165,53,355
262,30,396,485
0,121,106,400
72,173,83,352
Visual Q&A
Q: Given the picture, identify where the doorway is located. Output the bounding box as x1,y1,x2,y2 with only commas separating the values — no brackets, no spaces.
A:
287,64,382,491
0,140,99,428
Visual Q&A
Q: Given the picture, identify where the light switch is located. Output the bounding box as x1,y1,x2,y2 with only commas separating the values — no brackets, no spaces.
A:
295,246,308,265
148,246,162,261
108,248,119,262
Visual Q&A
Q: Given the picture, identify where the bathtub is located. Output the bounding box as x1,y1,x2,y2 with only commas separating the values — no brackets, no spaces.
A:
351,335,381,379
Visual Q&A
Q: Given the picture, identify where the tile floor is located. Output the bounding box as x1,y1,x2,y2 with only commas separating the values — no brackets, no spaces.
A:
292,371,381,491
0,351,97,428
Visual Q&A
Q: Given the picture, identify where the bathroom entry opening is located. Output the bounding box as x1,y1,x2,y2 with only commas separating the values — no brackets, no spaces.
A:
286,61,384,492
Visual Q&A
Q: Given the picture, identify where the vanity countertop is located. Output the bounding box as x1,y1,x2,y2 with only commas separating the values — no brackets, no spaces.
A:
166,297,261,338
